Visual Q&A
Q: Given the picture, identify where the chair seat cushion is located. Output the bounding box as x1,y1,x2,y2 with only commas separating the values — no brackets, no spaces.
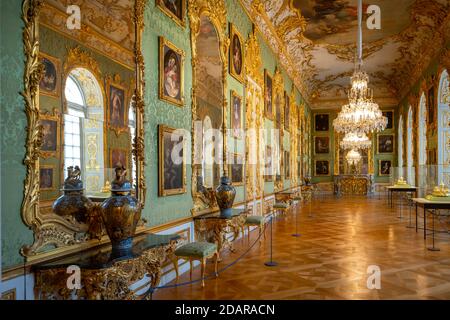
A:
292,196,302,201
273,202,289,209
245,215,264,225
175,242,217,258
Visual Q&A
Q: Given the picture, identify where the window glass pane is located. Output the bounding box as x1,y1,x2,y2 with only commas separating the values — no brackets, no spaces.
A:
65,134,73,146
65,76,84,105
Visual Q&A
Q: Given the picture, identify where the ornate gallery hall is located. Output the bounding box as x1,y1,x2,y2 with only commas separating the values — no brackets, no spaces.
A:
1,0,450,304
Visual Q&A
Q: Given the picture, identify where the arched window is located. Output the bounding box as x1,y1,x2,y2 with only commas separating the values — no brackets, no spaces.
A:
398,114,403,169
406,106,414,184
64,68,104,192
418,92,427,166
438,69,450,183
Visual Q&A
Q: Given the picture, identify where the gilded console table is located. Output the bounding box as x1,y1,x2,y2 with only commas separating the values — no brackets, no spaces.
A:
334,175,374,196
194,209,248,256
33,233,180,300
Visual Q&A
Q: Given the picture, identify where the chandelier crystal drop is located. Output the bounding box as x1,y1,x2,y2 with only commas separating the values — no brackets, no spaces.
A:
333,0,387,135
346,149,362,165
340,132,372,150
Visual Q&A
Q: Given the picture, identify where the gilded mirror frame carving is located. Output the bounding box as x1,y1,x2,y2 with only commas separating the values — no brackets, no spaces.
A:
188,0,229,214
20,0,147,259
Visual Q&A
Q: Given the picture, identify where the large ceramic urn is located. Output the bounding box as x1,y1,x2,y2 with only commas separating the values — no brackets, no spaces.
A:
215,176,236,218
53,166,92,224
101,166,142,251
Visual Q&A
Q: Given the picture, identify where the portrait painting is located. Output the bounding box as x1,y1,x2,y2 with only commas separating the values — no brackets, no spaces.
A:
231,91,243,138
382,110,394,130
315,114,329,132
39,53,60,97
110,148,128,170
229,24,244,83
315,160,330,176
230,153,244,186
108,83,127,131
284,92,290,131
264,145,273,181
284,151,290,179
379,160,392,176
314,136,330,154
40,112,60,158
378,134,394,154
156,0,185,27
264,70,273,120
159,37,185,106
39,166,55,191
158,125,186,196
428,86,435,125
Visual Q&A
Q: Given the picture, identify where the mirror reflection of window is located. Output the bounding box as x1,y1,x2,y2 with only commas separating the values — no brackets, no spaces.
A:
129,102,136,186
63,68,104,192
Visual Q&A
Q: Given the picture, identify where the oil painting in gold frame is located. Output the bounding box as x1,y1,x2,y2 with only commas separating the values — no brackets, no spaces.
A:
158,124,186,196
106,75,129,135
229,153,244,186
229,23,244,83
39,52,61,98
39,111,60,159
159,36,185,107
156,0,186,28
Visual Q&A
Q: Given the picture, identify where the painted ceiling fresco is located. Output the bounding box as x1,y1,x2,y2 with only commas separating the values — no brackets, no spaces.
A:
242,0,450,108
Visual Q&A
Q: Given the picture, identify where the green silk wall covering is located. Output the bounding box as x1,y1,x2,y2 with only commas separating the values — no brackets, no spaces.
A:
1,0,311,270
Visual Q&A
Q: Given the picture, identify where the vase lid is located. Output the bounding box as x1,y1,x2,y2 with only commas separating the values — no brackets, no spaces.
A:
61,165,84,191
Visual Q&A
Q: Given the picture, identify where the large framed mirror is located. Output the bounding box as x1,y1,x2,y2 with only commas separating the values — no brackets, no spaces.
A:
273,67,284,192
188,0,229,214
20,0,146,259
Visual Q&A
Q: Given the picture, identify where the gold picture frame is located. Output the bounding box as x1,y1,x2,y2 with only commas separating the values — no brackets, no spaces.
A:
106,74,129,135
378,159,392,176
314,160,330,176
39,52,61,98
229,23,244,83
264,145,273,182
314,136,330,155
39,110,60,159
382,109,394,130
314,113,330,132
39,165,56,191
264,69,274,120
230,90,243,139
377,134,395,154
156,0,186,28
159,36,185,107
158,124,186,196
229,153,244,186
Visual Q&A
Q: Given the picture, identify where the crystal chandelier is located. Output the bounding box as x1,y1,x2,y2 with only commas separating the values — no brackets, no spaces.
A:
333,0,387,135
340,132,371,150
346,149,362,165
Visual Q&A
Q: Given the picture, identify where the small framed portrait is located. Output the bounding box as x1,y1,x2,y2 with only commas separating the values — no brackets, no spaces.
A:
427,86,436,126
39,53,61,97
229,23,244,83
377,134,394,154
315,114,329,132
159,37,185,107
40,112,60,159
231,90,243,139
229,153,244,186
156,0,185,27
315,160,330,176
107,75,128,134
314,136,330,154
379,160,392,176
264,70,273,120
382,110,394,130
284,92,290,131
264,145,273,182
284,150,290,179
158,124,186,196
39,165,55,191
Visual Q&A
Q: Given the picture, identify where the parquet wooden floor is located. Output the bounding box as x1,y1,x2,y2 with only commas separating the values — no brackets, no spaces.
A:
154,196,450,300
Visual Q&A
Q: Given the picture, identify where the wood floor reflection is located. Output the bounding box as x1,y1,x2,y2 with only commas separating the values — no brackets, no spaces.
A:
153,196,450,300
